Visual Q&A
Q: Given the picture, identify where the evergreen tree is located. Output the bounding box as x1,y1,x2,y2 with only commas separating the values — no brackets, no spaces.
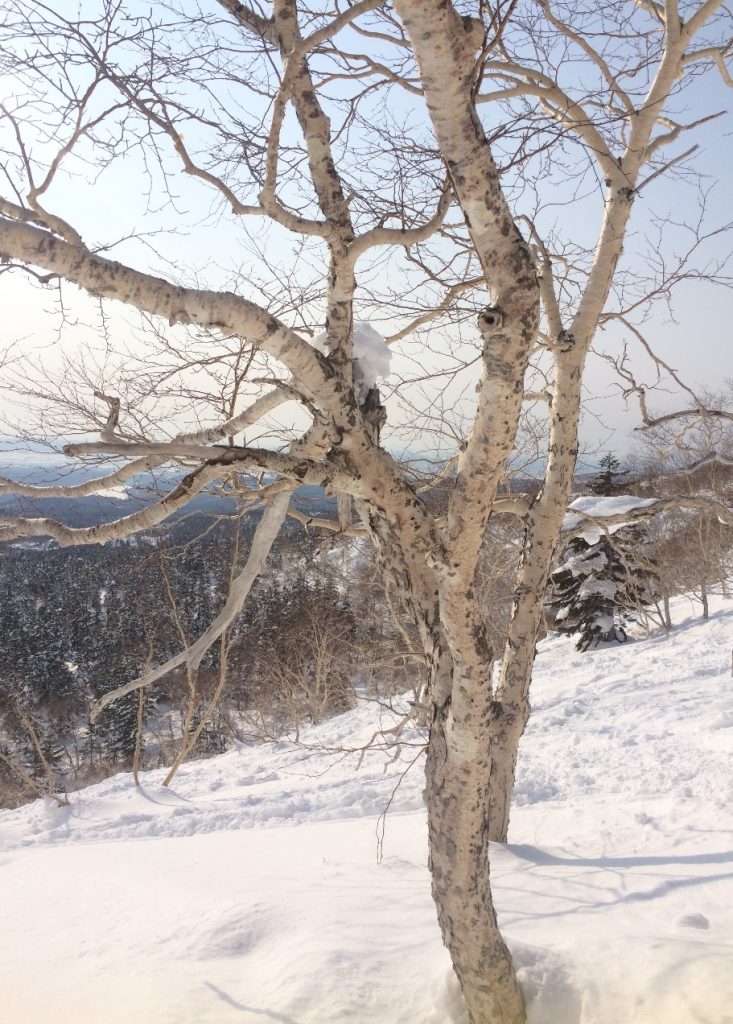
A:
189,710,228,756
549,527,657,651
590,452,629,496
94,691,140,764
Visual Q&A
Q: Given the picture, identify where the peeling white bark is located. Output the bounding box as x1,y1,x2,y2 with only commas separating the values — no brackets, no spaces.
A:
390,2,541,1020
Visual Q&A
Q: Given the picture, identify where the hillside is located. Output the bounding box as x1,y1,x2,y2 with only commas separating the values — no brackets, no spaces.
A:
1,594,732,1024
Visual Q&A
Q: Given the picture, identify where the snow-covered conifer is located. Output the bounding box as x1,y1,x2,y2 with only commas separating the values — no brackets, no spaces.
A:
549,527,657,651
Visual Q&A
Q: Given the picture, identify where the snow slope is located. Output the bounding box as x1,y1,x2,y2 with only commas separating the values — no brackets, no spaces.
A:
1,595,732,1024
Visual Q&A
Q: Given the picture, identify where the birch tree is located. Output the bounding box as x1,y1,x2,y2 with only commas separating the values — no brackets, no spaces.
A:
1,1,731,1021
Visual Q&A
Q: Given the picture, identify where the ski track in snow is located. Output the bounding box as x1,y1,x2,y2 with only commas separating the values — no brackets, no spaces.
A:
1,593,732,1024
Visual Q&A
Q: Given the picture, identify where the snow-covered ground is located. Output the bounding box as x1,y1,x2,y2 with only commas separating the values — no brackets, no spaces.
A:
1,594,732,1024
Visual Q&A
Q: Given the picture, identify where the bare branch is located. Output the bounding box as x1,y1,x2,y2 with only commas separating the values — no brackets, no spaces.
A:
60,439,353,490
535,0,635,116
0,463,226,546
350,179,453,260
0,218,347,416
90,486,293,719
637,407,733,430
0,388,292,500
286,504,367,536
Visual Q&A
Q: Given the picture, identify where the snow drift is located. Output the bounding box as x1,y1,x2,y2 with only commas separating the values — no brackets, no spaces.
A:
1,593,732,1024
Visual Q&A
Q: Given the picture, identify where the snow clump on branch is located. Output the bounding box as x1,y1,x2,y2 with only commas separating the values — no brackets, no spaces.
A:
312,322,392,402
563,494,658,544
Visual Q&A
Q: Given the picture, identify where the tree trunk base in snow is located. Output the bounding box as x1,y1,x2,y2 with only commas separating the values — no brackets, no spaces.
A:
425,707,526,1024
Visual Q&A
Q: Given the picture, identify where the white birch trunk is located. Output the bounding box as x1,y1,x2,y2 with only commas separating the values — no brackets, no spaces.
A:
425,656,525,1024
392,2,539,1018
489,352,584,841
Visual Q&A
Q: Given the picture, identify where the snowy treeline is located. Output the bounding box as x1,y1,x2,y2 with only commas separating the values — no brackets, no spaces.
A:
0,520,418,807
